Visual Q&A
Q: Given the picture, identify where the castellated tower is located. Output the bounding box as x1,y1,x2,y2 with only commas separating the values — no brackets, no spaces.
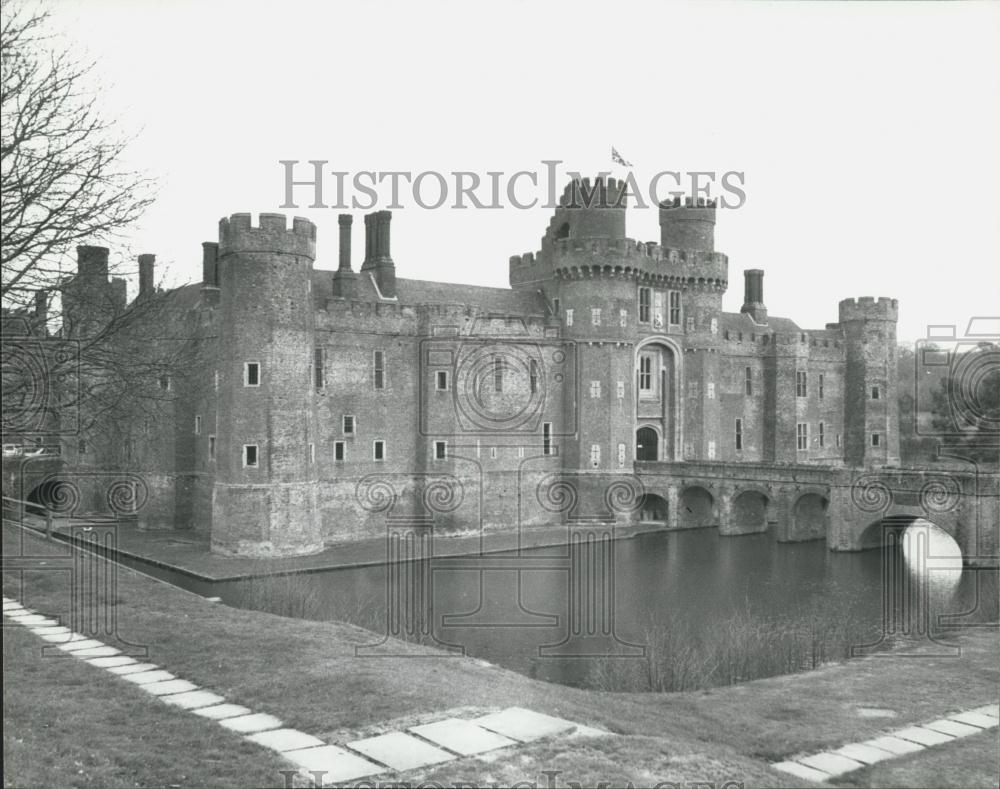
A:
839,297,900,468
211,213,323,556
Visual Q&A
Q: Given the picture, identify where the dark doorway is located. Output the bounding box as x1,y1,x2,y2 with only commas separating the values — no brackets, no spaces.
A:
636,427,658,461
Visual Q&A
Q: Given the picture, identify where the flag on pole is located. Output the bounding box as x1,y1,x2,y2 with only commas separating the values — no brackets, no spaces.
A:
611,146,633,167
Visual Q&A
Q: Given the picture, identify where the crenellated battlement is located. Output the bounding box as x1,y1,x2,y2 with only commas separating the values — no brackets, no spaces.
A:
838,296,899,323
556,176,629,209
218,212,317,260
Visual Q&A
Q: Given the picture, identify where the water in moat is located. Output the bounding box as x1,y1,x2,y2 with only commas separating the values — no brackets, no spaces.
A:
213,523,998,691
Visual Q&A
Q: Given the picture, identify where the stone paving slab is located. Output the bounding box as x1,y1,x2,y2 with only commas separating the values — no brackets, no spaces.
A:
971,704,999,718
348,731,455,771
108,662,160,675
864,736,925,755
834,742,897,765
192,703,253,720
772,761,831,784
566,723,612,738
87,656,137,668
281,745,384,784
245,728,325,753
140,679,199,696
949,711,999,729
922,718,984,738
892,726,955,746
56,639,105,652
161,690,227,710
8,614,54,625
474,707,576,742
28,625,70,635
38,631,83,643
409,718,518,756
219,713,284,734
71,646,122,658
799,751,865,776
121,668,174,684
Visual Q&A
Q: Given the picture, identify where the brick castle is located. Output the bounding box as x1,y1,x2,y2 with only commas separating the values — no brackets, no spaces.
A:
28,178,901,556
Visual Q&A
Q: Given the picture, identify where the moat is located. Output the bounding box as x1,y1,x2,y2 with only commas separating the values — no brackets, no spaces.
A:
202,525,997,691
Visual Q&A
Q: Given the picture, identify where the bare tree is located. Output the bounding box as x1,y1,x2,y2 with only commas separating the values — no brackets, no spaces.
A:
1,2,154,309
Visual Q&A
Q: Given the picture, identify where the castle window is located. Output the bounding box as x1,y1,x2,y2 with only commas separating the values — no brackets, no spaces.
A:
837,433,842,448
871,432,881,448
493,356,503,392
707,382,715,399
710,318,718,335
343,415,355,435
617,443,626,468
244,362,260,387
555,221,570,240
436,370,449,391
871,385,881,400
308,443,315,463
818,422,825,448
796,371,808,397
591,307,602,326
685,316,695,333
620,308,628,328
334,441,345,461
707,440,716,460
590,444,601,468
529,359,538,393
590,380,601,398
373,350,386,389
159,374,172,391
819,373,824,399
638,287,651,323
208,435,215,461
373,439,385,461
543,422,552,456
314,348,325,390
638,355,653,392
668,291,681,325
214,370,219,391
735,418,743,451
745,366,753,396
552,297,560,315
194,415,202,435
565,308,573,326
616,380,625,399
243,444,258,468
796,424,808,451
434,440,447,460
801,333,807,343
490,446,498,459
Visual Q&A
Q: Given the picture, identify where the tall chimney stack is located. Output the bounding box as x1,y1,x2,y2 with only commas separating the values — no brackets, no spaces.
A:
202,242,219,286
138,254,155,297
338,214,353,271
741,269,767,323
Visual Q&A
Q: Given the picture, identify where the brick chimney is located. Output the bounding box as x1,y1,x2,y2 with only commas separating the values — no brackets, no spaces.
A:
138,254,155,297
361,211,396,298
332,214,356,299
741,269,767,323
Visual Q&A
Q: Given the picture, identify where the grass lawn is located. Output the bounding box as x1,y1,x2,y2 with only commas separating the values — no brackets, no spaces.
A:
3,524,998,788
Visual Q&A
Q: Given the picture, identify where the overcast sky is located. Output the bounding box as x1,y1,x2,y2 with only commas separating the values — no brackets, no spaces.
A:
44,0,1000,343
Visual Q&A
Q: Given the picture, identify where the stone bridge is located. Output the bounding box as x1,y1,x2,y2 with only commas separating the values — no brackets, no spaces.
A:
634,461,999,567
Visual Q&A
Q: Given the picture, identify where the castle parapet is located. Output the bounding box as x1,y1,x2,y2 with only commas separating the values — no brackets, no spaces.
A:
838,296,899,323
218,213,316,260
545,237,728,284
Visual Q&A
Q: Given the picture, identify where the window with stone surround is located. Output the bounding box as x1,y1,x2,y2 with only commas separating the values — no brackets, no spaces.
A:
194,415,201,435
343,415,355,435
590,444,601,468
243,444,258,467
436,370,449,391
591,307,602,326
745,366,753,396
871,432,881,447
565,308,574,326
542,422,552,456
796,370,807,397
373,439,385,461
819,373,824,399
590,380,601,398
818,422,825,448
735,418,743,450
208,435,215,461
796,423,808,451
373,350,386,389
434,440,447,460
638,287,651,323
334,441,345,461
244,362,260,387
529,359,538,393
669,291,681,325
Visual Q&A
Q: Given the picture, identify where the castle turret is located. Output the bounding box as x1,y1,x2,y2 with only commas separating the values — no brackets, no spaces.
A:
542,177,627,250
839,297,900,468
212,212,322,556
659,196,716,253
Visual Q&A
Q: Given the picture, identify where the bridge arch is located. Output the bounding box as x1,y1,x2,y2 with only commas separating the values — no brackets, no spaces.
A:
731,489,771,533
680,485,714,528
792,492,830,541
638,492,668,524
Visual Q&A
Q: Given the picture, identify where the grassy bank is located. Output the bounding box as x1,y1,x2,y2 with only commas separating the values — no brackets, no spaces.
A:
4,524,998,787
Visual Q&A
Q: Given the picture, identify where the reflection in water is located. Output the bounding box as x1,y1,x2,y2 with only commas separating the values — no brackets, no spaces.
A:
218,527,998,691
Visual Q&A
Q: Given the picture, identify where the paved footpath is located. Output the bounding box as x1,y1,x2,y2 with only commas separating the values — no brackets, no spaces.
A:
3,595,608,785
771,702,999,784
